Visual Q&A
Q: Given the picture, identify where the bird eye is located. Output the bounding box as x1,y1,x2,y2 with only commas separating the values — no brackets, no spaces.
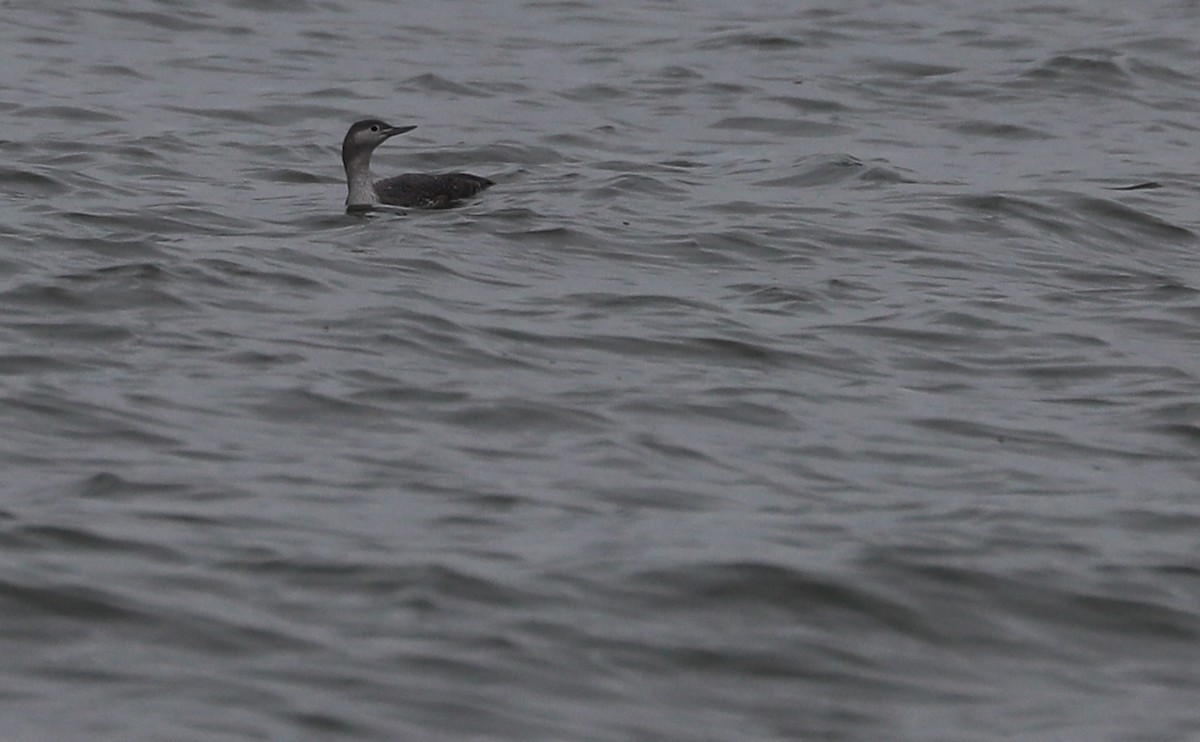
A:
370,125,379,132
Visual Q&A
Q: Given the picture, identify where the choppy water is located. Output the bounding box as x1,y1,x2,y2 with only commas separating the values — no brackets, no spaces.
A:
3,1,1200,740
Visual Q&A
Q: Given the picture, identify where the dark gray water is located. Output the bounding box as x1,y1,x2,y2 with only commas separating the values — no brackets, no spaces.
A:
3,1,1200,740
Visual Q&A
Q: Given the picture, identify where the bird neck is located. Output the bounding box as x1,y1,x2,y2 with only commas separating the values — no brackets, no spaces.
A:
343,149,378,207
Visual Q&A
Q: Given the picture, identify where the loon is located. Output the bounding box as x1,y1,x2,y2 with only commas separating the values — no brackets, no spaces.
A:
341,119,493,211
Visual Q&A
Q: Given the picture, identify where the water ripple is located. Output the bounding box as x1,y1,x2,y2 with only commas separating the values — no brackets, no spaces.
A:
3,1,1200,740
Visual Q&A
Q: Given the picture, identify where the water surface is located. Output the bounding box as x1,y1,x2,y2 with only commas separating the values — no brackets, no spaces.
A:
3,1,1199,740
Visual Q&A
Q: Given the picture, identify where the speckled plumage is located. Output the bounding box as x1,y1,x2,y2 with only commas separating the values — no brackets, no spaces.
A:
374,172,494,209
341,119,493,211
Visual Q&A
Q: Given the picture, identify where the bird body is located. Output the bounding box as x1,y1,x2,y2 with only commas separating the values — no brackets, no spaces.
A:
341,119,493,210
373,172,495,209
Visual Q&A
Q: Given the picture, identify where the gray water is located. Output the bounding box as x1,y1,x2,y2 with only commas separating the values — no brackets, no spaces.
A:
3,1,1200,740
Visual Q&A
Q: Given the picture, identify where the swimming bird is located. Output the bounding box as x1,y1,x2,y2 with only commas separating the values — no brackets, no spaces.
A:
341,118,493,211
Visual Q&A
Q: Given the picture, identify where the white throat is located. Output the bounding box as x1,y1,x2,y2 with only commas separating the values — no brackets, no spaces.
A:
344,151,379,207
